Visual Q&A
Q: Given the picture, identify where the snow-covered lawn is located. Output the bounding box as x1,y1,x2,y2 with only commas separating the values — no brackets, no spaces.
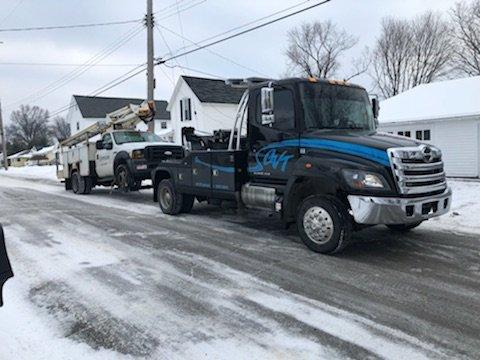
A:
1,165,479,235
0,164,58,181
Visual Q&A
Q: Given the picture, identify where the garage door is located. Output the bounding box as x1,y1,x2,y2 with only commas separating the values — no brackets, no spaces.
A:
434,120,479,178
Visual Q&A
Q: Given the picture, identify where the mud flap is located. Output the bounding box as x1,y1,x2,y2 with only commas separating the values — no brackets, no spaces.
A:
0,224,13,307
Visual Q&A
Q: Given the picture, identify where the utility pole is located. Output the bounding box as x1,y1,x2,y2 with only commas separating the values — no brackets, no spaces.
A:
146,0,156,133
0,100,8,170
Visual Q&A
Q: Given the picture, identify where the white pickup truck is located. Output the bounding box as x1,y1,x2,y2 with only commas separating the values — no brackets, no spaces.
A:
57,102,183,194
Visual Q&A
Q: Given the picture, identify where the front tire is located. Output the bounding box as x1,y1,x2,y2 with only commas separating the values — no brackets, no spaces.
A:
297,196,352,254
386,222,423,232
157,179,183,215
115,164,138,192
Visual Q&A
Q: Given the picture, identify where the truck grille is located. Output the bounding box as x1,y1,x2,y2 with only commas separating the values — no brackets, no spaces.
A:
145,145,184,161
388,145,447,195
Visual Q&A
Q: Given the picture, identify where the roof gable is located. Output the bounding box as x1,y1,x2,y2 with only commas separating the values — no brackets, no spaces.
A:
73,95,170,120
379,76,480,123
181,76,244,104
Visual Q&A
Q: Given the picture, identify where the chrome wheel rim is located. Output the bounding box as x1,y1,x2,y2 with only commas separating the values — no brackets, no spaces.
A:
159,187,173,210
303,206,334,245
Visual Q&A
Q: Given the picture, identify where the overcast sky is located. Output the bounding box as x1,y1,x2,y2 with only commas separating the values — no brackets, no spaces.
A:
0,0,461,123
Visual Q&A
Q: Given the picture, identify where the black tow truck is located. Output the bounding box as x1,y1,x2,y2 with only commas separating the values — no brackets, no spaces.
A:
152,77,451,254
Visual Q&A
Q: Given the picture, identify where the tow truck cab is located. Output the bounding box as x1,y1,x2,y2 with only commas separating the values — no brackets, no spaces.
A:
152,78,451,254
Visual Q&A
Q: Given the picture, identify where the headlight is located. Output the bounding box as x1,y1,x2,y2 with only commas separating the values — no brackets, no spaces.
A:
342,169,390,190
131,149,145,160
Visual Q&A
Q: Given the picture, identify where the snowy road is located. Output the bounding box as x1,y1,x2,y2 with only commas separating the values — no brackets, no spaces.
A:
1,174,479,359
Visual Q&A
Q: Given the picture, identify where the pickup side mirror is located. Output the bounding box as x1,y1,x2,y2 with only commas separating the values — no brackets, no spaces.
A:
96,140,103,150
261,87,275,125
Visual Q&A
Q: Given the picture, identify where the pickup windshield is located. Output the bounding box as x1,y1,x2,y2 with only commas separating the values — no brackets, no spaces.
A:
300,83,375,131
113,131,163,144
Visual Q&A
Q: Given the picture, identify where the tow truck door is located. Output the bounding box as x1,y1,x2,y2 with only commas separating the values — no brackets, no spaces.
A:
248,87,300,184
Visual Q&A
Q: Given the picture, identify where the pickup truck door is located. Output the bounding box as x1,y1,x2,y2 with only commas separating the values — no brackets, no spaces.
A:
96,133,115,178
248,87,299,184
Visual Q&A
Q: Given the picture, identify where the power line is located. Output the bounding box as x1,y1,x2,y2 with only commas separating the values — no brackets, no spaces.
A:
157,23,270,77
0,62,142,67
0,0,25,26
45,0,332,118
0,18,142,32
48,64,148,118
7,24,145,108
156,0,332,65
168,0,314,55
164,63,224,79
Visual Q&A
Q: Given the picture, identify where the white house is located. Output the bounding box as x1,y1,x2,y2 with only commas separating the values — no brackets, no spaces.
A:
378,76,480,178
167,76,245,144
66,95,172,139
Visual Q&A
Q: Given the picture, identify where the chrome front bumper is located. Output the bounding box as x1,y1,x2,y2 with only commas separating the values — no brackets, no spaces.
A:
347,188,452,225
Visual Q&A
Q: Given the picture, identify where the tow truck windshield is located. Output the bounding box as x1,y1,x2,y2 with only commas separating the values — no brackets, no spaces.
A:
300,83,375,131
113,131,163,144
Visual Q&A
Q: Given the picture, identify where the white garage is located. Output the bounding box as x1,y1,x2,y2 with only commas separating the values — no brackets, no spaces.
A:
378,76,480,178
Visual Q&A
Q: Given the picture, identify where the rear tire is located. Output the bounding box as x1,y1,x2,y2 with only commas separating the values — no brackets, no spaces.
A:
71,172,80,194
158,179,183,215
386,222,422,232
297,196,352,254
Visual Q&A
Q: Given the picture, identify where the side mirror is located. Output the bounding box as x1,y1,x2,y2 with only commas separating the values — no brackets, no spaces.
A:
372,98,380,120
96,140,103,150
261,87,275,125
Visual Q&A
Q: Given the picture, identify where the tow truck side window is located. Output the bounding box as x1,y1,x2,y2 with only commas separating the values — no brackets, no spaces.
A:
256,89,295,131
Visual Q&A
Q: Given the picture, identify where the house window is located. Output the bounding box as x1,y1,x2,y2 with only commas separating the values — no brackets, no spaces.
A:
416,130,431,141
76,122,80,131
161,121,167,129
180,98,192,121
404,131,411,137
398,131,404,136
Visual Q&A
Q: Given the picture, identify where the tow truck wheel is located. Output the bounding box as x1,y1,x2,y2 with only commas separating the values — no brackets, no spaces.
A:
297,196,352,254
386,222,423,232
158,179,183,215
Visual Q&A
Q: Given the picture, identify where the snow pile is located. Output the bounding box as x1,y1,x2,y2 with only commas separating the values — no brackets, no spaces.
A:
379,76,480,123
0,165,58,181
423,179,480,234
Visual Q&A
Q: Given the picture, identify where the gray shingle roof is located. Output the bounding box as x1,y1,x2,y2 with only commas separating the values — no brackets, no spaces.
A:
73,95,170,120
182,76,244,104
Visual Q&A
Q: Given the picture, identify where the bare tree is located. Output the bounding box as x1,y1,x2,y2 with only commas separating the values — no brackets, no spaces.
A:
285,20,358,78
6,105,51,151
450,0,480,76
50,116,71,142
371,12,454,98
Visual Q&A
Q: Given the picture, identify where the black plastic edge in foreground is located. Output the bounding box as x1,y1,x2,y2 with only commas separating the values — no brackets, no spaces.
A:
0,271,14,307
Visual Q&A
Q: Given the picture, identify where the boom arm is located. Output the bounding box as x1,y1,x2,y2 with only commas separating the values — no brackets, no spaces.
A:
61,101,156,148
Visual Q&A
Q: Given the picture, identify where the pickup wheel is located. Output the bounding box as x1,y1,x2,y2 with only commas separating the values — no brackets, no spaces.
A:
297,196,352,254
158,179,183,215
71,172,80,194
115,164,137,193
386,222,423,232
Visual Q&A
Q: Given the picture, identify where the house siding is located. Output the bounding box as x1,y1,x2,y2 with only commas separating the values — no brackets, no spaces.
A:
379,117,480,178
169,79,238,144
